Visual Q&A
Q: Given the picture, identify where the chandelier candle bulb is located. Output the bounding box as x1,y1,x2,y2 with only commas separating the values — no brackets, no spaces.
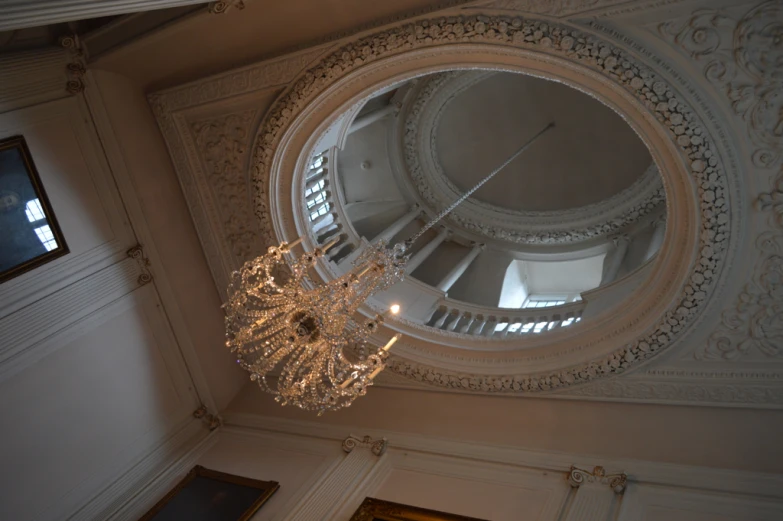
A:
382,333,401,351
282,237,304,250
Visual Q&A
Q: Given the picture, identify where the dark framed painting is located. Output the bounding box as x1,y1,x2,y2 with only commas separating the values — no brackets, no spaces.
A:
138,466,279,521
349,498,489,521
0,135,68,283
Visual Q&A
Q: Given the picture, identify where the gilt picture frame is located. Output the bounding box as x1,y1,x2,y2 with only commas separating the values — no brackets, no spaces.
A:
0,135,68,283
349,498,489,521
137,465,279,521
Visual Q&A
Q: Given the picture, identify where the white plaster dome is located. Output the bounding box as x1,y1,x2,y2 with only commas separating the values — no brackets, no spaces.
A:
433,72,653,212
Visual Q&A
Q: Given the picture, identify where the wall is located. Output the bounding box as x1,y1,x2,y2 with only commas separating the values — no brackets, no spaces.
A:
183,408,783,521
0,49,223,521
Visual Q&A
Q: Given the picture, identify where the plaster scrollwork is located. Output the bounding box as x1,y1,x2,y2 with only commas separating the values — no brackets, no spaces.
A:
253,14,730,393
191,110,263,262
658,1,783,169
700,172,783,361
562,378,783,405
569,465,627,494
59,34,86,95
402,70,666,245
208,0,245,14
127,245,152,286
475,0,609,17
342,435,388,456
756,172,783,227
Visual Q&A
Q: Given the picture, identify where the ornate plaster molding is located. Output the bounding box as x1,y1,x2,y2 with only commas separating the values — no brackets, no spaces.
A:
700,174,783,361
59,34,86,95
208,0,245,14
149,48,326,294
193,405,221,430
342,435,388,456
561,377,783,406
127,245,152,286
254,14,731,394
658,1,783,169
569,465,627,494
401,69,666,245
190,110,262,263
473,0,689,19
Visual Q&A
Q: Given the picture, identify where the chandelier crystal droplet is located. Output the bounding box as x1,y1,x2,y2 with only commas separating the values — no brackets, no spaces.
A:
225,123,554,414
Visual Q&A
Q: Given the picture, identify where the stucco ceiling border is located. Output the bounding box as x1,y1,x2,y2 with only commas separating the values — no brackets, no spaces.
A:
252,14,733,393
398,68,667,246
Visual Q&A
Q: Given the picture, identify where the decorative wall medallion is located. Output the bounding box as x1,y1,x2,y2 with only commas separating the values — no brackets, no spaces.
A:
401,70,666,245
250,13,733,393
342,435,388,456
191,110,262,263
658,1,783,169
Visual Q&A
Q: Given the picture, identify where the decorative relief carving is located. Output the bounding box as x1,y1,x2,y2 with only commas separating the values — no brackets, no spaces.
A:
701,232,783,361
252,14,730,392
402,70,666,245
59,34,85,95
127,245,152,286
208,0,245,14
658,1,783,169
569,466,627,494
148,48,324,117
757,172,783,227
193,405,221,430
191,111,262,262
342,435,388,456
562,378,783,405
476,0,608,17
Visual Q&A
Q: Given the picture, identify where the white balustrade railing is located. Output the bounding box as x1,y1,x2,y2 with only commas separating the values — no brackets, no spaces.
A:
305,149,358,263
425,297,585,337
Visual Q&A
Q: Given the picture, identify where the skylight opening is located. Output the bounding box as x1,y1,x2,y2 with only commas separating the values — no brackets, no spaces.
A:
523,299,566,309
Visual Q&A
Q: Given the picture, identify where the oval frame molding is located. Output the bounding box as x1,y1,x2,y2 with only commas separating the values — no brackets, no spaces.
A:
252,14,733,394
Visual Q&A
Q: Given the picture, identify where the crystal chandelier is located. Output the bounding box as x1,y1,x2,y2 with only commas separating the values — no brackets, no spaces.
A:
225,123,554,414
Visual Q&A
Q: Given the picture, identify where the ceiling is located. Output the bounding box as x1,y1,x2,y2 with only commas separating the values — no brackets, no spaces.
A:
435,72,652,212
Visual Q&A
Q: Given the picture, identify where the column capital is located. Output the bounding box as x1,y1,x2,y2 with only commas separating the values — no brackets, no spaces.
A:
342,435,388,457
568,465,627,494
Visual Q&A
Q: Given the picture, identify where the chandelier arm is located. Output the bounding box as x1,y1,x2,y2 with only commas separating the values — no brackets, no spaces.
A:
404,122,555,247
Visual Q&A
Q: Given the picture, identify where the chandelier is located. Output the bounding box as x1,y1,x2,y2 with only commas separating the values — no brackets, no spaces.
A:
224,123,554,414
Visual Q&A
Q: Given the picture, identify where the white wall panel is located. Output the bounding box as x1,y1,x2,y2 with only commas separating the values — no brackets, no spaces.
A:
0,287,199,521
194,429,344,521
618,485,783,521
0,96,136,314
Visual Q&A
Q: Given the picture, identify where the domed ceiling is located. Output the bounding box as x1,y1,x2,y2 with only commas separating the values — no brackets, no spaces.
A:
435,72,652,212
401,71,666,248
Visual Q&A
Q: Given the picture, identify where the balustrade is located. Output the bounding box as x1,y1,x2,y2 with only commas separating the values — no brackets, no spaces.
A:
305,149,358,263
426,298,585,337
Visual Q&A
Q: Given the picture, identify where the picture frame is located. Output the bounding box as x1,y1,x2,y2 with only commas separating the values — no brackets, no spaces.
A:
0,135,68,283
138,465,280,521
348,498,489,521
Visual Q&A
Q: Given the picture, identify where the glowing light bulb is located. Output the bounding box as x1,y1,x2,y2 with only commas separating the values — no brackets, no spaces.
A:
389,304,401,315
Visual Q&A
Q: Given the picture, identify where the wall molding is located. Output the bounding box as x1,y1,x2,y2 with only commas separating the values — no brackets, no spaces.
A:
223,412,783,500
254,13,732,397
